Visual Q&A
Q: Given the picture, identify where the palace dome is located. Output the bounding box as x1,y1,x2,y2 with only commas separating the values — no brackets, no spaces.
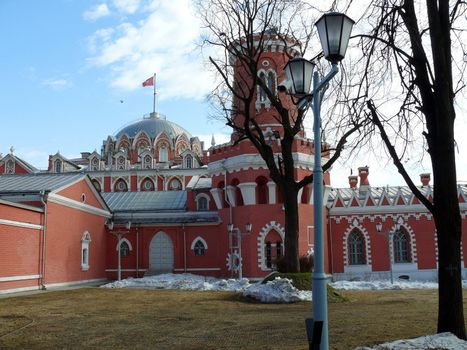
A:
114,112,192,140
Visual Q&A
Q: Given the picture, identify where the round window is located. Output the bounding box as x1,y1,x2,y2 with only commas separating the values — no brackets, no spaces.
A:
171,179,181,189
144,180,152,189
262,60,269,66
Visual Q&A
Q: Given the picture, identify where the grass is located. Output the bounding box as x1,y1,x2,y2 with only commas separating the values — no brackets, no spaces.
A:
0,287,465,349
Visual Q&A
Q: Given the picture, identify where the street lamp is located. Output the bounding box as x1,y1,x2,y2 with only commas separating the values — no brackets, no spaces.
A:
227,223,252,279
376,217,404,284
284,11,354,350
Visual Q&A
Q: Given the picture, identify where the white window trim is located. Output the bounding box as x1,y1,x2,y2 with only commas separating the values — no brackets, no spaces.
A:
81,231,91,271
195,193,210,211
115,237,133,251
191,236,208,250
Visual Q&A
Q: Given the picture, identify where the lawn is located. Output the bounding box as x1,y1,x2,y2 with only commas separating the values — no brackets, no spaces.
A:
0,287,465,349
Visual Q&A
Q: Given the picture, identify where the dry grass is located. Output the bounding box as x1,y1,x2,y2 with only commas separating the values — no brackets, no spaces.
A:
0,287,465,349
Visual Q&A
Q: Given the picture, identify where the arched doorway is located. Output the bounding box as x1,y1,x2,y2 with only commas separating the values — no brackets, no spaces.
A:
148,232,174,274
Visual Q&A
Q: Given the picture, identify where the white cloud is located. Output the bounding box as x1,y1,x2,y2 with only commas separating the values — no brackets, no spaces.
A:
86,0,215,100
113,0,141,14
83,3,110,21
41,78,72,90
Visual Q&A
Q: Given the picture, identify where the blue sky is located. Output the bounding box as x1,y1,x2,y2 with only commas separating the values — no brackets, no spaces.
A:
1,0,466,187
0,0,229,170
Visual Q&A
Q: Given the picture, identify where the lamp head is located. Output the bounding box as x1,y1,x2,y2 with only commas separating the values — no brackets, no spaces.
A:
315,12,355,64
284,57,315,98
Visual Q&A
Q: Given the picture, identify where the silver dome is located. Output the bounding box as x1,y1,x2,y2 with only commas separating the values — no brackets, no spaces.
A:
114,112,192,140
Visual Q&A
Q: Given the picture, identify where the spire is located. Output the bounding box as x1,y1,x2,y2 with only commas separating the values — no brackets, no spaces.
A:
211,134,216,147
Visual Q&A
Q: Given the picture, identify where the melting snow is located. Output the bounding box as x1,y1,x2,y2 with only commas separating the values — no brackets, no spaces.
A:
355,332,467,350
331,279,467,291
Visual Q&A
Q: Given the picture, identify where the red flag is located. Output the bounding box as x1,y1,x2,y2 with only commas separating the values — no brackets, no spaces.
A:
142,76,154,87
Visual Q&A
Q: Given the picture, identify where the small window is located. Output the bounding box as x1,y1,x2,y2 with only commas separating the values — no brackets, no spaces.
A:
159,146,168,162
91,157,99,171
92,180,101,192
194,240,206,256
114,179,128,192
185,155,193,169
197,196,208,211
81,231,91,271
120,241,130,257
259,72,267,102
170,178,181,190
54,159,62,173
276,241,282,258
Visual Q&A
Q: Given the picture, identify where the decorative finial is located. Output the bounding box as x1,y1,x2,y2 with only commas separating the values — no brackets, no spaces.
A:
9,146,14,154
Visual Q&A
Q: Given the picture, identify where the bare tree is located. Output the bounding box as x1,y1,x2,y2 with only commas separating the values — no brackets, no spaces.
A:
197,0,365,272
345,0,467,338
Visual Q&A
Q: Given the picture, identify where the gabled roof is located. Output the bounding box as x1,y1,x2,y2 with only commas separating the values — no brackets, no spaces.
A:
51,152,81,170
0,173,84,193
0,153,38,174
102,191,187,211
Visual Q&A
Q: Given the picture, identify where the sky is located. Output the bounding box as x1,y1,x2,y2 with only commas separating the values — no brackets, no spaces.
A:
0,0,466,188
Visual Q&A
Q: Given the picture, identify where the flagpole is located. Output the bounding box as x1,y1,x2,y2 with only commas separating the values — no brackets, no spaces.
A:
153,73,156,114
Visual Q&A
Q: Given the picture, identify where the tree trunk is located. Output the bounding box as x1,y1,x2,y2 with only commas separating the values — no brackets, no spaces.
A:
282,182,300,273
432,123,466,339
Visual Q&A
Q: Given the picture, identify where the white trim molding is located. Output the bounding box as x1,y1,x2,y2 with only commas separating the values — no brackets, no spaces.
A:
191,236,208,250
257,221,285,271
0,274,41,282
0,219,42,230
48,193,112,218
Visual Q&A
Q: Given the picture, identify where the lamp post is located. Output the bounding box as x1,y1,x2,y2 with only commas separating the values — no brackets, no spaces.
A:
284,12,354,350
376,217,404,284
108,220,131,281
227,223,252,279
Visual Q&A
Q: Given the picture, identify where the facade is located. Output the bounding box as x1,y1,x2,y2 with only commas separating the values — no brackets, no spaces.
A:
1,37,466,294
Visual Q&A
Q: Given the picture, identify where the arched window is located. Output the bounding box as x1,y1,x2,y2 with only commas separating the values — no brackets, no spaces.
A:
194,240,206,256
169,178,181,190
191,237,208,256
159,146,168,162
197,196,208,211
141,178,154,191
394,229,410,263
348,230,365,265
114,179,128,192
92,179,101,192
256,176,268,204
267,71,275,93
54,159,62,173
185,155,193,169
258,72,267,102
120,241,130,257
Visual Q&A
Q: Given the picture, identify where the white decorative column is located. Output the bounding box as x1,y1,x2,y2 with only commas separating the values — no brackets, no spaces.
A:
238,182,257,205
210,188,224,209
226,185,237,207
267,181,276,204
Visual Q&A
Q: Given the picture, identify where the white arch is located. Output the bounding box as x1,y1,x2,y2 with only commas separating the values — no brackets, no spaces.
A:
257,221,285,271
190,236,208,250
342,221,372,266
115,237,133,251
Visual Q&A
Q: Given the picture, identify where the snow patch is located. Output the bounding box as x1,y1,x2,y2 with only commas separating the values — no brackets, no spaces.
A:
243,277,312,303
355,332,467,350
331,279,467,290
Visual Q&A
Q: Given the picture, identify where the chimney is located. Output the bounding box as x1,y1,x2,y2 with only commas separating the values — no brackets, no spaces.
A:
358,166,370,191
348,175,358,189
420,173,431,186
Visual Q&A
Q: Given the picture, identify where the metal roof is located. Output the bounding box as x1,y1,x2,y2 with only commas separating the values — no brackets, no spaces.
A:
186,176,212,189
114,113,192,140
102,191,187,211
0,173,84,193
328,184,467,207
